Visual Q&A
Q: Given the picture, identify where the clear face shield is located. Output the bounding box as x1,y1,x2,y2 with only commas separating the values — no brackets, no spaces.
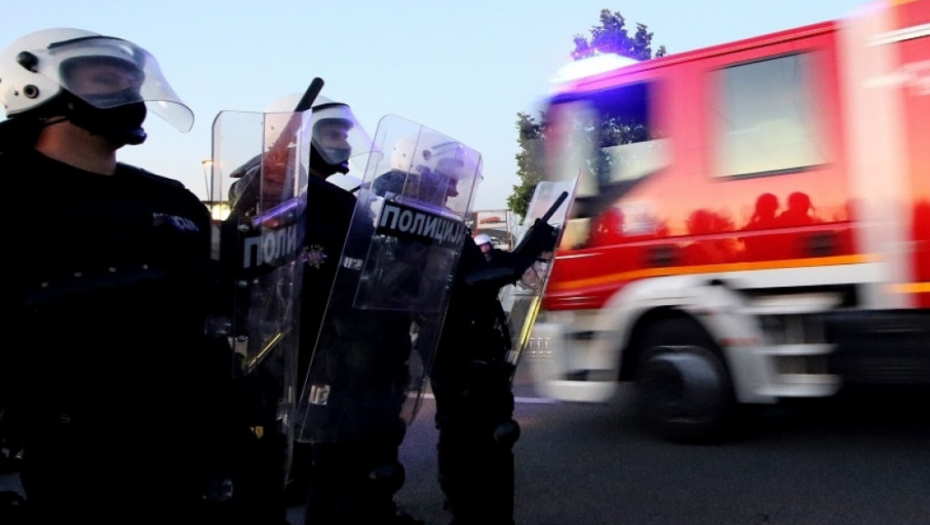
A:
378,133,483,215
27,35,193,132
435,152,483,216
310,102,372,174
262,94,371,184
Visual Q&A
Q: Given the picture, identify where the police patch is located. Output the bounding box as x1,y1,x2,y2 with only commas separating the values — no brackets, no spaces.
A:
303,244,328,269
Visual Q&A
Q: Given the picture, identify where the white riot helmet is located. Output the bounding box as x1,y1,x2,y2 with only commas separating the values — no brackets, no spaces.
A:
382,132,463,204
372,129,483,214
310,96,363,172
390,132,467,177
0,27,193,132
474,233,493,247
263,92,372,178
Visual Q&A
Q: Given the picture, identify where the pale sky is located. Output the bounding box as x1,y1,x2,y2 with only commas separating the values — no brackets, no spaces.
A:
2,0,869,211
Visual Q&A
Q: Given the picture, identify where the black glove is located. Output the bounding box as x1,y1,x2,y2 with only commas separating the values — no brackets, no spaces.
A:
514,218,559,260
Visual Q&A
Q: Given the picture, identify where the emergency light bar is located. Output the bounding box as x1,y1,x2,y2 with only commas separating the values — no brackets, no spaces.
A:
550,53,639,83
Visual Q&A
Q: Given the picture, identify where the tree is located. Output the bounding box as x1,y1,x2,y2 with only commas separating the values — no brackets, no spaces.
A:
508,9,667,219
507,111,546,216
572,10,667,62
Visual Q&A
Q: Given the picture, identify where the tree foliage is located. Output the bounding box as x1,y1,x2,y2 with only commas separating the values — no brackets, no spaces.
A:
573,10,667,62
507,9,667,219
507,111,546,214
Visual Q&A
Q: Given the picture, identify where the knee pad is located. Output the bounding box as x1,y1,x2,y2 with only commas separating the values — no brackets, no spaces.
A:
493,419,520,447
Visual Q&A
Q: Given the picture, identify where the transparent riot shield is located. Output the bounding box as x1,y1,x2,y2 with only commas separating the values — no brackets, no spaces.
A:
295,115,482,445
501,180,577,372
210,106,311,483
500,100,590,373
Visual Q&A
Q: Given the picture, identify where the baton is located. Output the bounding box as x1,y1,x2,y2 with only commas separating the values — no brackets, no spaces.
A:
249,78,326,227
293,77,325,112
231,77,326,181
512,190,569,257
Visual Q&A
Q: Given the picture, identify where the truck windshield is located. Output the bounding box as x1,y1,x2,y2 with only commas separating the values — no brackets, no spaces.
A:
545,81,667,221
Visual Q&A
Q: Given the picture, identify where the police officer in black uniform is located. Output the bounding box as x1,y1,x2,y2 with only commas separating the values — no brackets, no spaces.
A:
431,216,558,525
223,96,424,524
296,110,432,525
286,97,371,509
0,28,224,523
473,233,496,261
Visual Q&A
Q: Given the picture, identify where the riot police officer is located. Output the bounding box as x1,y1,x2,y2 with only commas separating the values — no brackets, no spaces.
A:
212,94,370,520
295,117,439,525
0,28,222,523
431,214,558,525
289,97,377,510
221,95,429,523
474,233,495,260
292,122,484,525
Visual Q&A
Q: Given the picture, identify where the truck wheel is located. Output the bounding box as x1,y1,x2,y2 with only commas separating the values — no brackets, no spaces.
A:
634,319,735,443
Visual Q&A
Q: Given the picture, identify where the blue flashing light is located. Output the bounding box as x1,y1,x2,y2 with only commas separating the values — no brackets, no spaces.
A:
550,53,639,83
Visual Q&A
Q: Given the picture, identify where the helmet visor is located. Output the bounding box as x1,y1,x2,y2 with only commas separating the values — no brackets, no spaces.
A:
310,102,372,171
374,127,483,215
32,35,193,132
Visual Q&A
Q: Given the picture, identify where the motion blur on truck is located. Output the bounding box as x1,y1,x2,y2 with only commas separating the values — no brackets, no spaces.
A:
527,0,930,442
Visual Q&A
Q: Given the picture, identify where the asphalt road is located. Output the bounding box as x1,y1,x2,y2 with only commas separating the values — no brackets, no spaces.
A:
386,380,930,525
5,370,928,525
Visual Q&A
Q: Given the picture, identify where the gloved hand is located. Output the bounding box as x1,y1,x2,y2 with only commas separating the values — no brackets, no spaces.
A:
514,218,559,260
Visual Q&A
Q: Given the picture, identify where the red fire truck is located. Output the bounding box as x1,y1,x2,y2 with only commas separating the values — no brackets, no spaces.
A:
528,0,929,442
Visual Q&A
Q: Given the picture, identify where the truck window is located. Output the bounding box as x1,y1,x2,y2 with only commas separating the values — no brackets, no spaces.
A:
713,52,827,178
545,81,667,249
564,81,663,194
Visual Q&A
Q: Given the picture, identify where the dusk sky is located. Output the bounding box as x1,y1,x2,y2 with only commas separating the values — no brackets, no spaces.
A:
2,0,869,212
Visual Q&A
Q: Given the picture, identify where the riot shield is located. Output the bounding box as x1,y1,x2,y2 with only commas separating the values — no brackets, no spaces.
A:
500,179,577,371
499,102,589,373
295,115,482,445
210,105,311,485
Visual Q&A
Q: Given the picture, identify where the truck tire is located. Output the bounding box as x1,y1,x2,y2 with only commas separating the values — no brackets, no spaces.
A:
634,318,735,443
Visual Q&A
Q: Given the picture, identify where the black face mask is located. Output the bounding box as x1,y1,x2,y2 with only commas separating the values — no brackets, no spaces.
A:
65,89,148,146
319,146,352,166
309,145,349,176
0,117,44,153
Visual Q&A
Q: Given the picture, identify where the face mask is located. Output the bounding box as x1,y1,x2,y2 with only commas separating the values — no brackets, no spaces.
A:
319,146,352,166
310,145,348,176
0,117,44,153
65,90,148,146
